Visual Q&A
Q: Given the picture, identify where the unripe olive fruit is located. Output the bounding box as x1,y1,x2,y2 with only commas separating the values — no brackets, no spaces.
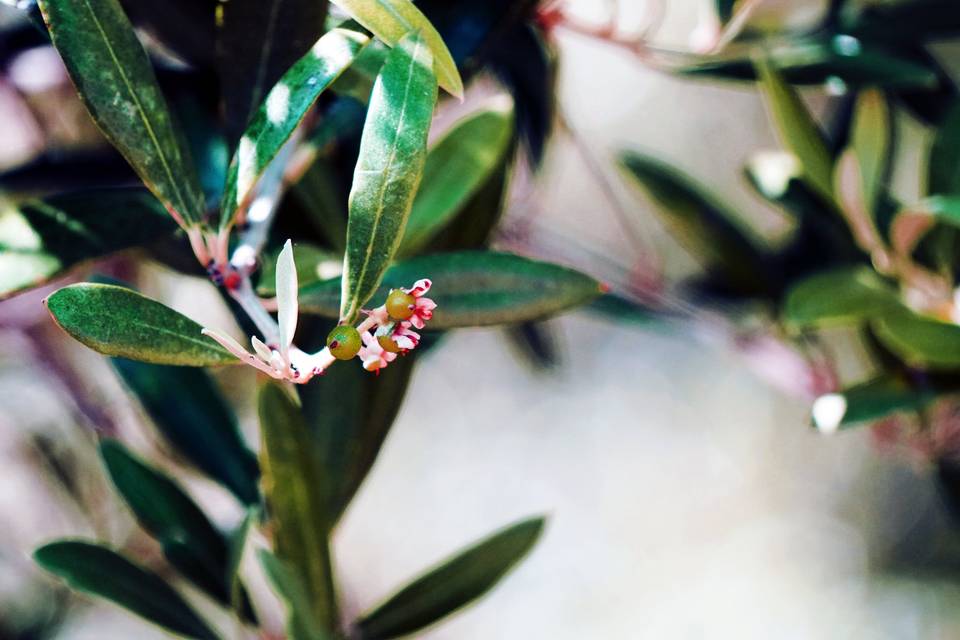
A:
326,325,361,360
385,289,416,320
377,334,402,353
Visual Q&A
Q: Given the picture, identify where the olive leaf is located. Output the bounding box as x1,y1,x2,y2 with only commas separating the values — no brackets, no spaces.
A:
782,266,901,329
340,30,438,322
44,284,235,366
38,0,206,225
329,0,462,98
220,26,371,226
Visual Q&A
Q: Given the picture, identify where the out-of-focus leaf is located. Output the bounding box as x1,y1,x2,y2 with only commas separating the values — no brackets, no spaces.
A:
329,0,462,98
843,1,960,42
488,23,556,165
257,243,338,297
356,517,545,639
34,541,219,640
811,375,933,434
340,31,438,322
872,310,960,370
505,321,558,370
99,440,239,607
0,149,137,194
110,359,259,505
292,159,350,252
44,284,235,366
120,0,217,67
715,0,736,23
300,347,415,524
172,92,229,210
755,56,835,202
399,99,514,256
258,384,337,632
304,251,602,328
216,0,327,146
220,27,370,226
682,36,939,89
38,0,206,225
928,103,960,196
851,89,890,212
619,151,774,296
0,189,174,300
783,266,900,328
257,550,329,640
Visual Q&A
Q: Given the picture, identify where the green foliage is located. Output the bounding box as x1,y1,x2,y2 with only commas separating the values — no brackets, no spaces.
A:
0,189,173,300
220,26,371,226
34,541,220,639
111,359,260,505
303,251,603,328
341,31,438,322
329,0,463,98
783,267,901,329
928,103,960,196
44,284,235,366
812,376,933,432
872,311,960,370
38,0,206,226
357,517,545,639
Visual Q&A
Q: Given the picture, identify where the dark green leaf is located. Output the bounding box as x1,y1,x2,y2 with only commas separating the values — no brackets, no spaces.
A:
38,0,206,225
111,359,259,505
100,440,235,606
681,37,939,89
44,283,236,366
399,100,514,256
0,189,174,300
257,550,330,640
619,151,774,295
872,310,960,370
216,0,327,146
356,517,545,639
34,541,219,640
300,352,414,523
928,103,960,196
258,384,337,632
220,26,370,227
783,266,900,329
304,251,602,328
329,0,462,98
341,31,438,322
754,56,835,202
811,375,933,433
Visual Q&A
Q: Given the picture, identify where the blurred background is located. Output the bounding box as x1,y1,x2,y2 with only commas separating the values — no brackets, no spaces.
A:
3,0,960,638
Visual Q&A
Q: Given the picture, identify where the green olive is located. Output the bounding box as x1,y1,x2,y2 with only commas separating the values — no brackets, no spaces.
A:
326,325,361,360
385,289,416,320
377,334,402,353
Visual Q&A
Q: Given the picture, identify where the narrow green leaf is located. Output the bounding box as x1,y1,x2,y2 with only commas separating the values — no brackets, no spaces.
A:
258,384,337,632
783,267,901,329
619,151,774,295
928,103,960,196
329,0,462,98
299,352,415,523
851,89,890,212
100,440,235,606
305,251,602,328
340,31,438,322
216,0,327,146
357,517,545,639
258,550,330,640
44,283,236,366
111,358,259,505
34,541,219,640
811,375,933,434
38,0,206,225
220,27,371,226
399,99,515,256
872,310,960,370
0,188,174,300
755,55,835,202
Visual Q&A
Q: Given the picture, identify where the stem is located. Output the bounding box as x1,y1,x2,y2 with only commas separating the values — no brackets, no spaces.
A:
230,278,282,345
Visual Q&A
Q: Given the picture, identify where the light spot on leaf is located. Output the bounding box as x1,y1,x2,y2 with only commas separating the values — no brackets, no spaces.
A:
266,84,291,126
812,393,847,434
237,136,257,207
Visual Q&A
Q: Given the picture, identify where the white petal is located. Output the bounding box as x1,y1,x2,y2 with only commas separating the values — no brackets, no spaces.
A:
276,239,298,355
251,336,274,362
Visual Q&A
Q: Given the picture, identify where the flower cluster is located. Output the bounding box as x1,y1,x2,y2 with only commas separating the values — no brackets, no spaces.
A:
202,241,436,383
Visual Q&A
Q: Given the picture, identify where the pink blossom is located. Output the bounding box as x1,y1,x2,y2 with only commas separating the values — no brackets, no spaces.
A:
359,331,397,372
402,279,437,329
392,322,421,351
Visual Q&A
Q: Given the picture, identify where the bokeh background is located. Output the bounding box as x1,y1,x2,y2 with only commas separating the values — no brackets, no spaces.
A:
3,0,960,638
